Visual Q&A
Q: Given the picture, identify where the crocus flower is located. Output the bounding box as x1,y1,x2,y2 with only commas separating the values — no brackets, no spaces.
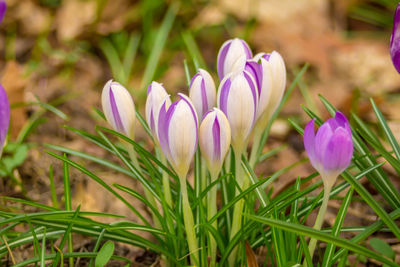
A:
304,112,353,186
189,69,216,119
253,51,286,117
145,81,171,141
158,93,198,177
101,80,136,139
245,58,273,120
391,3,400,73
0,85,10,157
0,1,6,25
199,108,231,175
217,70,258,152
217,38,252,80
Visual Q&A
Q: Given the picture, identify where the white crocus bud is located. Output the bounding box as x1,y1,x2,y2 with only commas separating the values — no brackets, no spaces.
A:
217,38,252,80
101,80,136,139
145,81,171,142
189,69,216,119
157,93,198,177
217,70,258,153
199,108,231,175
253,51,286,117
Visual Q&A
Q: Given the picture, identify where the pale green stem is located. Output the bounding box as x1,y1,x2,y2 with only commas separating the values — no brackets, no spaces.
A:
249,128,262,168
159,151,173,208
307,181,334,264
228,148,248,266
207,169,219,267
179,174,199,265
201,158,207,205
126,143,162,229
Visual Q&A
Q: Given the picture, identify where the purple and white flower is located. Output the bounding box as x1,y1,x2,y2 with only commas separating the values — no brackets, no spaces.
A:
199,108,231,174
217,70,258,152
145,81,171,142
391,3,400,73
158,93,198,177
304,112,353,184
101,80,136,139
245,58,273,120
0,85,9,157
217,38,252,80
0,0,6,25
253,51,286,117
189,69,216,119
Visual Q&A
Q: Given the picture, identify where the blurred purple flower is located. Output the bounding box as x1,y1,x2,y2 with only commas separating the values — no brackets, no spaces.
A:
391,3,400,73
304,112,353,181
0,1,6,25
0,85,10,157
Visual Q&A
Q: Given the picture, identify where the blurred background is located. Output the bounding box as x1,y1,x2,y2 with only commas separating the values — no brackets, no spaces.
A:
2,0,400,264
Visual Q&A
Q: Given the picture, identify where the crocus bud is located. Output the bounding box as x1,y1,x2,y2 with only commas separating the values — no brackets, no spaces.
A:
253,51,286,117
199,108,231,175
158,93,198,177
189,69,216,119
217,70,258,152
0,85,10,157
0,0,6,24
101,80,136,139
145,82,171,141
217,38,252,80
304,112,353,187
245,58,273,120
391,3,400,73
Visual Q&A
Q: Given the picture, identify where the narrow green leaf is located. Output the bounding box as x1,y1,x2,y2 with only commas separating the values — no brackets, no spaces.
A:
95,241,115,267
369,238,395,260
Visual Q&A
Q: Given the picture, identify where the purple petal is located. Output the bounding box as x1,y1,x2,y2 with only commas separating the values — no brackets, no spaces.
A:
149,110,155,133
200,78,208,117
0,85,10,147
202,108,214,122
189,73,201,92
147,84,152,96
212,116,221,160
219,78,231,116
217,41,231,80
245,61,262,96
334,111,352,137
322,128,353,172
0,1,6,25
314,122,334,163
158,100,175,158
243,71,258,121
178,93,199,146
262,53,271,61
304,119,318,169
391,3,400,73
241,39,252,59
109,87,124,133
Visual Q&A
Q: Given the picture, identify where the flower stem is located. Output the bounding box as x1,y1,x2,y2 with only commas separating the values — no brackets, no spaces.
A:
179,175,199,265
126,143,161,229
307,182,333,264
228,149,248,266
207,170,218,267
158,150,173,209
249,128,262,168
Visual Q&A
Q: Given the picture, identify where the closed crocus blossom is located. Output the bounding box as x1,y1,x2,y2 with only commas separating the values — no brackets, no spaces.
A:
0,85,10,157
253,51,286,116
217,70,258,152
189,69,216,118
101,80,136,139
158,93,198,177
245,58,273,120
0,0,6,24
391,3,400,73
304,112,353,185
217,38,252,80
145,82,171,141
199,108,231,174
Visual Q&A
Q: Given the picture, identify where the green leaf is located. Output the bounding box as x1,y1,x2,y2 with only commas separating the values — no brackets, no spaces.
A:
95,241,115,267
369,238,395,260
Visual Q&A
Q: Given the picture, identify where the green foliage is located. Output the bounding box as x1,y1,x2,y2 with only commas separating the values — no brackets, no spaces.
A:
95,241,115,267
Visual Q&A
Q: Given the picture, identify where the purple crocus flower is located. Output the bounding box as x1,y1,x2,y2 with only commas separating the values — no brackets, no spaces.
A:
217,38,252,80
304,112,353,184
0,84,10,157
391,3,400,73
0,1,6,25
189,69,216,119
217,70,258,152
157,93,198,177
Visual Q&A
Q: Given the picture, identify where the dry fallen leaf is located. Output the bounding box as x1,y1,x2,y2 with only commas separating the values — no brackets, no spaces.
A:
245,241,258,267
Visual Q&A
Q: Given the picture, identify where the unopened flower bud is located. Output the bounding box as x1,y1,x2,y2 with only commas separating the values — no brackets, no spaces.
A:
189,69,216,119
217,38,252,80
